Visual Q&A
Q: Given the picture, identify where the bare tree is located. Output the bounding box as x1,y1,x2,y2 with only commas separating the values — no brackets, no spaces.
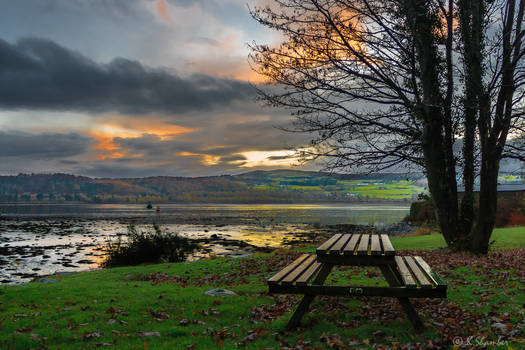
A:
249,0,525,253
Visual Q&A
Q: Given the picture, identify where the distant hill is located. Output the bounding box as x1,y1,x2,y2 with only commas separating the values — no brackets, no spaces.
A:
0,170,428,203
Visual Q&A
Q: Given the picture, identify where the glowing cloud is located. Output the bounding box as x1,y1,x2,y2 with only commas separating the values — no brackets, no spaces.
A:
87,117,197,160
156,0,172,21
238,150,300,168
95,118,197,140
88,131,125,160
179,152,221,166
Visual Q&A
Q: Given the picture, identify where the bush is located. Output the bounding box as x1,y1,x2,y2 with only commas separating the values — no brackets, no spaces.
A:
102,224,200,267
495,193,525,227
408,198,436,225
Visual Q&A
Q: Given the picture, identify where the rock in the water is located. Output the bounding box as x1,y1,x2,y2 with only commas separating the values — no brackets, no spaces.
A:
205,288,237,296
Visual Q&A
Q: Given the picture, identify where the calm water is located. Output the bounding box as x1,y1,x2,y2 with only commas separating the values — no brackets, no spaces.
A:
0,203,409,284
0,203,409,226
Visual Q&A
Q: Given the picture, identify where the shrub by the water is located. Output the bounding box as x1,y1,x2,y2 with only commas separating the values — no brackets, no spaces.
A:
408,196,436,225
102,224,200,267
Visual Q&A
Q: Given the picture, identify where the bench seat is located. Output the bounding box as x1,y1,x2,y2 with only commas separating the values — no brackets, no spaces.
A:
268,254,323,286
394,255,447,290
268,254,446,298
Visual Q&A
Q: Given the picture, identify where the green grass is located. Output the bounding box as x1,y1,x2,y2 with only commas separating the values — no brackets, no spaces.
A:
0,228,523,349
491,226,525,249
390,226,525,251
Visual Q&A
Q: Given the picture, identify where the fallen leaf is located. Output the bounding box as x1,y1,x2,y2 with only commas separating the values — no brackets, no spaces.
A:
16,327,32,333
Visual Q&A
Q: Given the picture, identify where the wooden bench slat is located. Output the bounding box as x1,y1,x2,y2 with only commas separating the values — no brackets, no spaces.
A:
404,256,433,288
394,256,417,287
329,234,351,254
316,234,343,254
268,254,310,284
380,234,395,255
343,233,360,255
295,262,322,285
357,234,370,255
370,235,381,255
414,256,446,287
281,255,317,284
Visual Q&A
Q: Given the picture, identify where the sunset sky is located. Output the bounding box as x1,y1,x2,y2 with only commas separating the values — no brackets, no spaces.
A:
0,0,317,177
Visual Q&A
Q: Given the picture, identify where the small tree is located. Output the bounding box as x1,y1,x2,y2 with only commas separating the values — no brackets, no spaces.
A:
250,0,525,253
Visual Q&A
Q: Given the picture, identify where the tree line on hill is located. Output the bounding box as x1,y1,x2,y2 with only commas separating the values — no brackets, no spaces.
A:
0,171,425,204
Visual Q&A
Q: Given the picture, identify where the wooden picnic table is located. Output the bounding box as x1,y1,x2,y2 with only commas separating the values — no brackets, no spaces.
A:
268,233,447,333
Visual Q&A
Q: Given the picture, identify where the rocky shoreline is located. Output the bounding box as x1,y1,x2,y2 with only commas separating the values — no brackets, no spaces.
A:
0,218,419,284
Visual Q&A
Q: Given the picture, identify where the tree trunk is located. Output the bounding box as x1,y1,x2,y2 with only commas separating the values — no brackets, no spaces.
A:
471,150,499,253
404,0,460,245
422,120,460,246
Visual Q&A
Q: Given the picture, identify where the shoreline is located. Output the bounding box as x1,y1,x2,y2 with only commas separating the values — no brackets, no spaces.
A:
0,217,418,285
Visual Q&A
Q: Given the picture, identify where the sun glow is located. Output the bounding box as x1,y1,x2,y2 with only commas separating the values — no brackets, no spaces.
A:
238,150,300,168
94,118,196,141
178,152,221,166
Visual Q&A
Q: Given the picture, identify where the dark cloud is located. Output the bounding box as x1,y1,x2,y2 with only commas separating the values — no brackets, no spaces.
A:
60,160,79,165
0,37,255,114
76,158,241,178
267,154,295,161
0,131,93,158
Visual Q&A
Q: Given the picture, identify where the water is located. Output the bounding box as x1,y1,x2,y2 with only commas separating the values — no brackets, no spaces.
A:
0,203,409,284
0,203,408,225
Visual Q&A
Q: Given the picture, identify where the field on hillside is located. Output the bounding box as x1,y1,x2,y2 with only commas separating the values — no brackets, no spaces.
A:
256,177,426,201
0,228,523,349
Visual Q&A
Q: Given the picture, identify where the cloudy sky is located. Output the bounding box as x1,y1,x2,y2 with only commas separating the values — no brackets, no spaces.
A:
0,0,317,178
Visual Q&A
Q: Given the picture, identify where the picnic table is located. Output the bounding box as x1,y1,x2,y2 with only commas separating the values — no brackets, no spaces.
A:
267,233,447,333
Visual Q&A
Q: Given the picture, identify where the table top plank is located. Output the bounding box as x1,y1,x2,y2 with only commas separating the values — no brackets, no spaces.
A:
380,234,395,255
343,234,361,255
357,234,370,255
370,235,381,255
404,256,433,288
295,261,322,285
281,255,317,284
414,256,447,287
329,234,351,254
394,256,417,287
268,254,310,284
316,234,343,254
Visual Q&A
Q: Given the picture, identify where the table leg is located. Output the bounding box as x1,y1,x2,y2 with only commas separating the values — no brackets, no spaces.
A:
379,265,424,333
286,263,333,329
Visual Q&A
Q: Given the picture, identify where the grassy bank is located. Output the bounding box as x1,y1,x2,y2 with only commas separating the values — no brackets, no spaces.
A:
0,228,523,349
390,226,525,251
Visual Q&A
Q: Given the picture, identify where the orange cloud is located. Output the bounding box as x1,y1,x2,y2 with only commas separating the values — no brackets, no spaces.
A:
86,117,198,161
101,119,196,140
178,152,221,166
89,131,125,160
156,0,172,21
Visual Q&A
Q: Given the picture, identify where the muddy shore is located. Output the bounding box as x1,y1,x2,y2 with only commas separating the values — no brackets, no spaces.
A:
0,217,418,284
